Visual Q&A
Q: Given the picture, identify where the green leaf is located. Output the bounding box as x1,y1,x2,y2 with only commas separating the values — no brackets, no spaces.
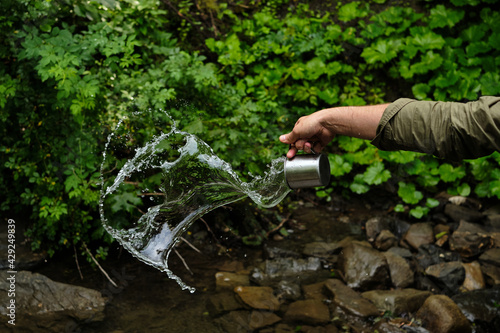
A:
409,206,429,219
412,83,430,100
361,39,400,64
479,72,500,95
338,2,369,22
398,182,423,205
363,161,391,185
428,5,464,29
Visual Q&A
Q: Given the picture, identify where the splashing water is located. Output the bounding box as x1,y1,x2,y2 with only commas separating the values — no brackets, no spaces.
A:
99,110,290,292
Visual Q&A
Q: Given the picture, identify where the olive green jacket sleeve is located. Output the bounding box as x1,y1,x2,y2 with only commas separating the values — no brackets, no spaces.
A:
371,96,500,161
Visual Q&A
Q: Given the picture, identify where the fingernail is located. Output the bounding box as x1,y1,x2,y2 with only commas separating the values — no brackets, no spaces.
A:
280,135,286,142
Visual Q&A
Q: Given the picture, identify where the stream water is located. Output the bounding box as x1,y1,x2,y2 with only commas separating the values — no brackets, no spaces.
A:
99,110,290,292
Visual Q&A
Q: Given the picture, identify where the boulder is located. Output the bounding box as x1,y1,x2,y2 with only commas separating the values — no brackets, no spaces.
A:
324,279,379,318
425,261,465,293
444,204,484,223
461,261,485,291
452,286,500,324
0,270,105,333
416,295,471,333
361,288,432,315
284,299,330,325
374,230,398,251
338,242,390,290
449,221,493,258
402,223,434,250
234,286,281,311
384,251,414,288
215,271,250,291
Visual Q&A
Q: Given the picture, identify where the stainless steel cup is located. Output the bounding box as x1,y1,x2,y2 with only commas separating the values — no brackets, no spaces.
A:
284,154,331,189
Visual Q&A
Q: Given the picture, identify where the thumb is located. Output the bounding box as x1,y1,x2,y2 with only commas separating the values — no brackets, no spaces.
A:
280,132,297,144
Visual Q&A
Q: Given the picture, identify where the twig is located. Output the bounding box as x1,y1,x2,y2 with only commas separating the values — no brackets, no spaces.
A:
73,243,84,280
174,248,193,275
266,212,292,237
180,236,202,254
200,217,219,243
83,242,118,288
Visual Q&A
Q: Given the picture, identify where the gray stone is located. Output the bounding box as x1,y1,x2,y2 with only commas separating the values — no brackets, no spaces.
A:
207,292,243,315
444,203,484,223
384,251,414,288
249,310,282,330
425,261,465,293
402,223,434,250
479,248,500,266
461,261,485,291
324,279,379,318
480,262,500,285
449,221,493,258
361,288,432,315
338,242,390,290
387,246,413,259
234,286,281,311
215,271,250,291
0,270,105,332
263,257,322,278
374,229,398,251
365,217,390,241
416,295,472,333
452,286,500,323
303,242,341,258
284,299,330,325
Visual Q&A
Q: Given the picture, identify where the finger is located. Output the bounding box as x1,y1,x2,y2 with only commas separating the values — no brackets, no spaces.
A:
313,142,324,154
286,146,297,159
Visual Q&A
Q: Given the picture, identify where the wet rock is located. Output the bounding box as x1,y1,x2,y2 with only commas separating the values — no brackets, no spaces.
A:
416,295,471,333
479,248,500,266
338,242,390,290
215,271,250,291
303,242,341,258
402,223,434,250
276,280,302,301
449,221,493,258
444,203,484,223
207,292,243,315
214,310,252,332
425,261,465,293
434,224,451,247
387,246,413,259
249,310,282,330
384,251,414,288
324,279,379,318
298,324,339,333
374,229,398,251
480,262,500,285
365,216,390,241
461,261,485,291
485,214,500,228
234,286,281,311
302,281,327,301
265,245,301,259
284,299,330,325
452,286,500,324
415,244,461,270
0,270,105,332
263,257,322,278
361,289,432,315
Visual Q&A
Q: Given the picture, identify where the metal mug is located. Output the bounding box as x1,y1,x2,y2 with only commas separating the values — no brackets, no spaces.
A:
284,153,331,189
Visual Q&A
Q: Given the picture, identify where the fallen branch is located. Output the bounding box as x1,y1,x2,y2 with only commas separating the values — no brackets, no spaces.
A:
174,248,193,275
73,243,83,280
180,236,202,254
83,242,118,288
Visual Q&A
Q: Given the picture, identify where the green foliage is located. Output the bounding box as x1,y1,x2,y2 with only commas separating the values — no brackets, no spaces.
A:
2,0,500,259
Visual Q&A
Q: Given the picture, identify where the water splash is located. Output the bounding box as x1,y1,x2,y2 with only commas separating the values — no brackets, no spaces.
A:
99,110,290,292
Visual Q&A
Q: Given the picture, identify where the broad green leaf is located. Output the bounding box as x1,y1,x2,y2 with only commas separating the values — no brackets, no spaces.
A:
410,206,429,219
338,2,369,22
429,5,464,29
363,161,391,185
479,72,500,95
398,181,423,204
412,83,430,100
361,39,400,64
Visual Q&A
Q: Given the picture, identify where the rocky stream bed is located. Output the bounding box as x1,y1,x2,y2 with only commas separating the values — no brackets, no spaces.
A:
1,192,500,332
